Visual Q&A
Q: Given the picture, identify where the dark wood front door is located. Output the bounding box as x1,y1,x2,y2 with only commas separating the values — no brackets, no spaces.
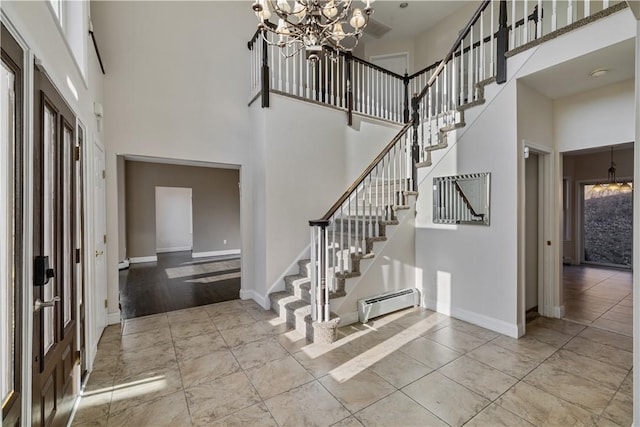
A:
31,62,78,427
1,22,25,427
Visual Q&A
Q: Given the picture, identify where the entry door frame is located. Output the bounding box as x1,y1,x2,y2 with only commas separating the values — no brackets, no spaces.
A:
518,140,557,334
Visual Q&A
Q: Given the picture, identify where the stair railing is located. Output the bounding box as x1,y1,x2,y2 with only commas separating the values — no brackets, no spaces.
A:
507,0,627,51
308,0,503,323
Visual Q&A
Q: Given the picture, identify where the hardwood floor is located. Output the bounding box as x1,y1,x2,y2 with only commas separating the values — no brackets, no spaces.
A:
119,251,241,319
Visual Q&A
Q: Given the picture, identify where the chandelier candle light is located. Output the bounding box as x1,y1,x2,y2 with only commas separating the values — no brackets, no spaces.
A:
252,0,374,61
591,147,632,194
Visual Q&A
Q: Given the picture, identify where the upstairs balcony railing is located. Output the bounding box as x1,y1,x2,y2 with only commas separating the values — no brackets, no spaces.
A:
247,0,628,324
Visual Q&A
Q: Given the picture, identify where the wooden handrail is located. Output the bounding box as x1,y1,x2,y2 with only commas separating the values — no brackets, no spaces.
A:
350,55,406,80
314,121,413,222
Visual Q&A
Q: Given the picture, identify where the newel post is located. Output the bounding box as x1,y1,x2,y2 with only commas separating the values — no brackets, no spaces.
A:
346,53,354,126
496,0,508,84
261,32,270,108
411,95,420,192
403,72,410,123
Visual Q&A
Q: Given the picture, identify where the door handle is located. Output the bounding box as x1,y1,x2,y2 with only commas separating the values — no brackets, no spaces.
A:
95,250,104,257
34,296,60,313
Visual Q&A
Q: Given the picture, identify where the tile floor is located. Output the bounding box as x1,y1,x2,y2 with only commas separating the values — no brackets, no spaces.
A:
72,299,633,427
563,265,632,336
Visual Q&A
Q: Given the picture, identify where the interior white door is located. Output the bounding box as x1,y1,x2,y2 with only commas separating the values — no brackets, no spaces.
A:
155,186,193,253
93,141,108,340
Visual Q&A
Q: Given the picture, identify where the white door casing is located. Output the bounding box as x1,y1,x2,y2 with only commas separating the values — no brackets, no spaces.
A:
93,140,107,342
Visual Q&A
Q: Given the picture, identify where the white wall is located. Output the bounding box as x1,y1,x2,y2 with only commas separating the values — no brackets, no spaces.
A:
554,79,635,152
92,1,255,319
155,187,193,253
415,78,520,337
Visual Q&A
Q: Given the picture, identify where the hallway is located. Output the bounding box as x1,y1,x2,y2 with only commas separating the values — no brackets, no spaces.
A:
119,252,241,319
563,265,633,336
72,301,632,426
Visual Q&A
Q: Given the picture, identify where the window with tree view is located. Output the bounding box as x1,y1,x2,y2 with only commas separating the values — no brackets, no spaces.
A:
583,184,633,268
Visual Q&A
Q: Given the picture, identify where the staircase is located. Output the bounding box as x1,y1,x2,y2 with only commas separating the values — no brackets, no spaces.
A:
248,0,628,343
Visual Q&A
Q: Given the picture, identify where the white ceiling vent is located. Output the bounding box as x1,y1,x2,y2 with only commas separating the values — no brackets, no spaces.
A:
364,17,392,39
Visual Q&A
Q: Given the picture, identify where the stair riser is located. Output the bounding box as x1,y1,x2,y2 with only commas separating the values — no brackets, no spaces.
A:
285,279,311,303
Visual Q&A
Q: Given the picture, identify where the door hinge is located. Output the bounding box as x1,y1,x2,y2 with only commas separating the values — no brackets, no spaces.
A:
102,169,106,179
103,234,107,244
75,146,81,161
75,248,81,263
104,299,108,308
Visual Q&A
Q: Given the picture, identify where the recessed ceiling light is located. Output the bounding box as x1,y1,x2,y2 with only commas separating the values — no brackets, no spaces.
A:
590,68,608,78
399,2,409,8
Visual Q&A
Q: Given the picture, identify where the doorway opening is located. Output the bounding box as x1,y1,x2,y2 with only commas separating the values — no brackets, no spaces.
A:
117,156,242,319
561,144,633,336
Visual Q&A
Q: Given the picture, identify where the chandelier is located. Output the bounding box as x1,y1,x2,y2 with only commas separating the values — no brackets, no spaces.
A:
252,0,374,61
592,147,632,194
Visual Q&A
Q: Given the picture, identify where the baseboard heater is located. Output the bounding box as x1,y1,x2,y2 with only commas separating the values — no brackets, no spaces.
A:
357,288,420,323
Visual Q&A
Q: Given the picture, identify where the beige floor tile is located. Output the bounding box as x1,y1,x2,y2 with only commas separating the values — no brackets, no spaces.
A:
116,342,178,380
608,304,633,316
592,317,633,337
523,325,574,347
447,319,499,341
211,310,257,330
467,342,540,379
122,314,169,336
528,317,586,336
275,329,312,353
492,335,557,361
465,403,534,427
185,371,261,424
204,300,245,318
109,367,183,415
354,391,445,426
179,348,241,389
72,390,112,426
203,403,278,427
293,346,356,378
107,390,191,427
231,336,289,370
319,369,396,413
166,307,210,324
398,336,461,369
331,416,364,427
579,328,633,351
100,325,123,343
496,382,597,426
218,321,271,347
245,355,314,400
85,368,116,393
368,350,432,388
543,350,629,391
565,307,605,323
246,305,280,321
601,391,633,427
265,381,350,427
438,356,518,400
402,372,489,427
257,317,295,335
619,372,633,396
169,318,217,340
119,327,172,353
564,336,633,370
173,332,228,362
596,416,626,426
423,326,489,353
523,363,616,413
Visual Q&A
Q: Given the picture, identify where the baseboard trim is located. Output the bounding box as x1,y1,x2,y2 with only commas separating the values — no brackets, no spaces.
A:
156,246,192,253
240,289,269,310
129,256,158,264
553,305,565,318
107,311,121,325
338,311,359,326
192,249,241,259
425,299,519,338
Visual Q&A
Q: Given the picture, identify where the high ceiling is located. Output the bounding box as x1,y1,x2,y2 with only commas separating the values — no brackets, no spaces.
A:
361,1,474,42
